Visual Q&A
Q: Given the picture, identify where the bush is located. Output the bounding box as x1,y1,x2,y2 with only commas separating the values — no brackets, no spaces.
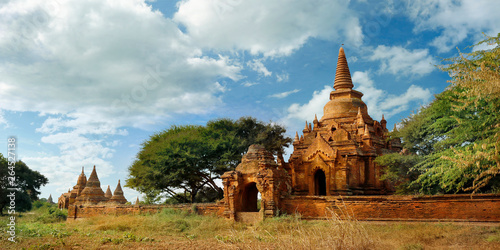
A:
36,206,67,223
32,200,49,209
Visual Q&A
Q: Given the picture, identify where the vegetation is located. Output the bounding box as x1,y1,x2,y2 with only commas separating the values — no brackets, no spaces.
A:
1,205,499,249
126,117,292,203
376,33,500,194
0,153,48,215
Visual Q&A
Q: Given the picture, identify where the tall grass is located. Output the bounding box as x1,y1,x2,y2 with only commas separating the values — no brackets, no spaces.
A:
250,209,373,249
1,205,499,249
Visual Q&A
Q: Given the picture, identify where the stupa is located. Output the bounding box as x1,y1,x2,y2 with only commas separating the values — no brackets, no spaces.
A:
286,47,401,196
105,185,112,199
109,180,128,204
69,167,87,205
75,165,108,204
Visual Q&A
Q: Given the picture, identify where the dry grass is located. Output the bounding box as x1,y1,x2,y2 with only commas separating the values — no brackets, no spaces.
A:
1,206,499,249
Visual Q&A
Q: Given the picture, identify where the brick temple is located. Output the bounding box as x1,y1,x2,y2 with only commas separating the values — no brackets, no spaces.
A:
286,47,401,196
58,166,127,209
221,47,402,219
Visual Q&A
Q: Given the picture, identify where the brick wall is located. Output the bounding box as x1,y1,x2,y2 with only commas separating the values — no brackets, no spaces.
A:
67,202,224,220
281,194,500,222
67,194,500,222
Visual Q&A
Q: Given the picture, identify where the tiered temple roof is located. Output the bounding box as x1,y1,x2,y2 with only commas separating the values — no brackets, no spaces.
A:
109,180,128,204
75,166,109,205
59,166,128,208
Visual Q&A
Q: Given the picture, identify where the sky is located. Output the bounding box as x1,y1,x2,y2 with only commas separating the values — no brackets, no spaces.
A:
1,0,499,202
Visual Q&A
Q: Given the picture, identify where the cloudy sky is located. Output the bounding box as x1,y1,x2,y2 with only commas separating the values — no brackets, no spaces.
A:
1,0,499,202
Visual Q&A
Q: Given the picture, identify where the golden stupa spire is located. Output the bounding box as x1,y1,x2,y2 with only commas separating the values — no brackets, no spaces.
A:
333,47,353,90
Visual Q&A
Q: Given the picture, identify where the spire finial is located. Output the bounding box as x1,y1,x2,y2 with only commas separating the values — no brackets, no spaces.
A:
334,47,353,90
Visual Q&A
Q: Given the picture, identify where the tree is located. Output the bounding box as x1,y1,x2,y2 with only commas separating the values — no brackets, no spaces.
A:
126,117,292,203
376,33,500,194
0,154,49,215
434,33,500,193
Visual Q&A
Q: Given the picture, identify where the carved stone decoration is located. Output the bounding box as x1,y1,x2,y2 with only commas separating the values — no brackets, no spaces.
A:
304,134,336,161
331,128,350,142
222,145,291,221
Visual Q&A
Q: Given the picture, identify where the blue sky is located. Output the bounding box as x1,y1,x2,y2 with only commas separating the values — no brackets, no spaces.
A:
1,0,499,202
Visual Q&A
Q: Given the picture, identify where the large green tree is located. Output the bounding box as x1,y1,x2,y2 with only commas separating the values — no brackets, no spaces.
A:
126,117,292,203
377,33,500,194
0,153,48,215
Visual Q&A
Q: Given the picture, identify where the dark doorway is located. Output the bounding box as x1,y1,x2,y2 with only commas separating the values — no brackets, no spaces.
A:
241,182,259,212
314,169,327,196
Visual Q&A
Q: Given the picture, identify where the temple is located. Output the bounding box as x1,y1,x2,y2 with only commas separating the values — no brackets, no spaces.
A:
286,47,401,196
58,166,127,209
221,47,402,220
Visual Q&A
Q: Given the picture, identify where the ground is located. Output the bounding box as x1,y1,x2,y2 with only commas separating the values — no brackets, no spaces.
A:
1,204,499,249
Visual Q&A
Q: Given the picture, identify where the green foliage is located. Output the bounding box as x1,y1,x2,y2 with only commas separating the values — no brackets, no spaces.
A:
126,117,291,203
0,154,48,214
381,33,500,194
32,199,51,209
29,201,68,223
375,153,423,194
37,207,68,223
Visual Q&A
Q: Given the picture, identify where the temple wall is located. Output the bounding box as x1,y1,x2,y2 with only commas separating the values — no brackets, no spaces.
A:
280,194,500,222
68,194,500,222
67,203,225,220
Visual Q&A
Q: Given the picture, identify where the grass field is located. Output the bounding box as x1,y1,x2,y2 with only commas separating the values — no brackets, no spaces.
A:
1,203,499,249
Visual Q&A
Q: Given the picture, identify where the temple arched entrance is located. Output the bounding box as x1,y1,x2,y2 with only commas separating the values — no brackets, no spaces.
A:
241,182,260,212
314,169,327,196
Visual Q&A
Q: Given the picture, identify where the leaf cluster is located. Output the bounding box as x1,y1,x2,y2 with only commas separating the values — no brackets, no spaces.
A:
0,153,49,214
377,33,500,194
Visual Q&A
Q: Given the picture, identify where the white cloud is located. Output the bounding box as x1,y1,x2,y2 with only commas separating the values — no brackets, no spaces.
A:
0,0,242,127
276,72,289,82
0,110,7,127
352,71,432,119
370,45,437,77
283,85,333,123
347,56,358,64
0,0,243,188
247,59,272,77
405,0,500,52
174,0,363,57
269,89,300,99
24,152,115,195
242,81,259,87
